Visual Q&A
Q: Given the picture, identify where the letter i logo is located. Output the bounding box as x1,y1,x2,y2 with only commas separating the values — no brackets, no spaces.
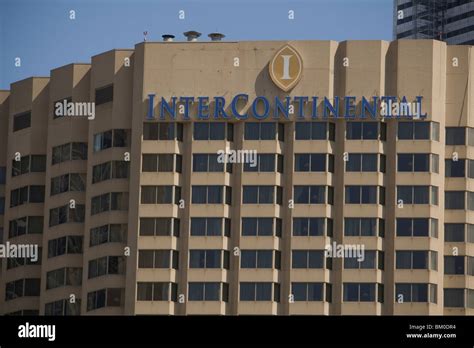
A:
269,45,303,92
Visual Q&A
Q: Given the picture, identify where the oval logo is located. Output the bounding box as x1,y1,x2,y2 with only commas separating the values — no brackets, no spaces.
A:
269,44,303,92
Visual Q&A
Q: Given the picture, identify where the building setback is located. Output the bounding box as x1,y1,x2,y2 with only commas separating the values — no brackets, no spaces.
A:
0,39,473,315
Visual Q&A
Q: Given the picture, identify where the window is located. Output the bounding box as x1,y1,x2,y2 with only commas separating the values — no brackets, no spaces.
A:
294,185,331,204
292,250,326,269
397,153,435,172
138,250,179,269
445,256,465,275
189,250,229,269
344,218,382,237
346,122,383,140
446,127,466,145
9,216,43,237
396,218,437,237
396,251,432,269
13,111,31,132
51,173,86,195
91,192,128,215
143,122,183,141
188,282,228,301
93,129,130,152
295,154,334,172
191,218,230,237
345,153,380,172
241,250,278,269
49,204,85,226
295,122,335,141
136,283,177,302
48,236,83,258
242,217,282,237
0,167,5,184
345,186,382,204
293,218,332,237
291,283,324,301
344,250,377,269
139,218,180,237
92,161,129,183
12,155,46,177
445,191,466,210
52,142,87,165
194,122,230,140
88,256,126,278
192,185,231,204
7,247,42,269
87,288,124,310
243,185,282,204
10,185,45,207
398,122,433,140
445,223,465,242
240,282,278,302
445,159,466,177
244,122,281,140
397,185,437,205
343,283,377,302
45,299,81,316
142,154,182,172
244,154,283,172
46,267,82,289
395,283,432,303
444,289,465,308
141,186,179,204
95,85,113,105
90,224,127,246
193,154,231,173
5,278,40,301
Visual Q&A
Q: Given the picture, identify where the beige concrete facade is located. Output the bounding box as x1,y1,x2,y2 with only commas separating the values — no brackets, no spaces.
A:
0,39,473,315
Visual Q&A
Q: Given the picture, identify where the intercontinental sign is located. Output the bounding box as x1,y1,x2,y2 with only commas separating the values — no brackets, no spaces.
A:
146,44,428,121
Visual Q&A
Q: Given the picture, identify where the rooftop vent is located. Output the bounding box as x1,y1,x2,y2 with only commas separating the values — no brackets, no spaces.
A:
183,31,201,42
208,33,225,41
162,34,175,42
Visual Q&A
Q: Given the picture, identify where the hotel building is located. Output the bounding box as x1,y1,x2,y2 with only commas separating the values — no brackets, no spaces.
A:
0,36,473,315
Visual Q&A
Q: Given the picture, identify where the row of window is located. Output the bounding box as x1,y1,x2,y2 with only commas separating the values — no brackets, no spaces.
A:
143,121,442,142
140,153,474,175
135,217,440,239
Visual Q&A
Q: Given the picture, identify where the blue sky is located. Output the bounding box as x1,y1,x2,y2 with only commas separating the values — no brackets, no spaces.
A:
0,0,393,89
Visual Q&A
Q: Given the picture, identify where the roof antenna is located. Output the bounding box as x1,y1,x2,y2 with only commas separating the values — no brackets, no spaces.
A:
143,31,148,42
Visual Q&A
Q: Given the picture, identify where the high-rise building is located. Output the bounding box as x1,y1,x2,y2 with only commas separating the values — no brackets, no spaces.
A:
394,0,474,45
0,37,473,316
